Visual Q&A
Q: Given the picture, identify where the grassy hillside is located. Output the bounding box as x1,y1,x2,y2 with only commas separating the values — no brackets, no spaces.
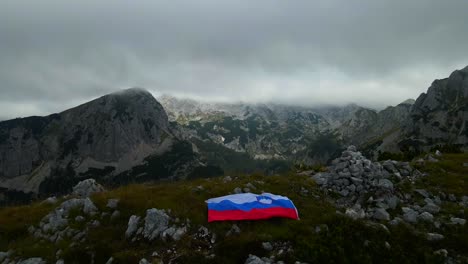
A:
412,153,468,197
0,154,467,263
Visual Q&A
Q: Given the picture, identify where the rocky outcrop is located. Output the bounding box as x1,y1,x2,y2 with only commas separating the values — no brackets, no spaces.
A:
244,253,307,264
16,258,46,264
125,208,188,242
29,197,99,243
72,179,105,197
397,66,468,152
311,146,421,205
311,146,468,232
0,88,202,197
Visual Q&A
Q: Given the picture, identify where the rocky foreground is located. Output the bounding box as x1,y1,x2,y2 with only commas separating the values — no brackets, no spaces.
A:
0,148,467,263
312,146,467,227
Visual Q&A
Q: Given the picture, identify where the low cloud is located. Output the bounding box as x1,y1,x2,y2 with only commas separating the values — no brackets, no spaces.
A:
0,0,467,119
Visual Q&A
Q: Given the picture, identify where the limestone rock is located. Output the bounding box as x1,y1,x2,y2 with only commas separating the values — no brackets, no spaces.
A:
226,224,241,236
33,197,99,243
262,242,273,251
125,215,141,238
373,208,390,221
111,210,121,221
345,208,366,220
43,196,58,204
143,208,170,240
433,249,448,258
139,258,151,264
414,189,430,198
427,233,444,241
223,176,232,182
171,227,187,241
245,254,269,264
418,212,434,222
106,199,119,209
311,173,329,186
377,179,394,191
389,217,404,226
450,217,466,225
125,208,187,243
17,258,46,264
423,203,440,214
73,179,105,197
402,207,418,223
0,252,10,262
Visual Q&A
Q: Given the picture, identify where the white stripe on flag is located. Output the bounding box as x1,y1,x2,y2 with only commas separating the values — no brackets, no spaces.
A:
206,193,291,204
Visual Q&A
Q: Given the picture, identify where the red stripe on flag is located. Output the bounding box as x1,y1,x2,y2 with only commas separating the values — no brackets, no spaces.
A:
208,207,299,222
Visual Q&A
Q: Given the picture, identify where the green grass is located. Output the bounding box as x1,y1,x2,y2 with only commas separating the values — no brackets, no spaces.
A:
0,171,467,263
0,201,57,251
413,153,468,196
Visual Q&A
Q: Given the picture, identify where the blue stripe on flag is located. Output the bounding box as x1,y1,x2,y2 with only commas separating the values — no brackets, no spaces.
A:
207,198,296,212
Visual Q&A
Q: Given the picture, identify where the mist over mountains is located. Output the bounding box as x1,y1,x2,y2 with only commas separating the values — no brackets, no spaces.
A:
1,1,468,263
0,65,466,205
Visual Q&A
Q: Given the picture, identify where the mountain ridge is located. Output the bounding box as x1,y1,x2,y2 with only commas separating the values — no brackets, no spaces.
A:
0,88,203,199
159,94,415,164
1,65,467,203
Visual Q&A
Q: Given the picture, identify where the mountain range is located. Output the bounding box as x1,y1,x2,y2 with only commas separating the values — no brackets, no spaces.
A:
0,89,207,203
159,94,415,163
0,65,467,203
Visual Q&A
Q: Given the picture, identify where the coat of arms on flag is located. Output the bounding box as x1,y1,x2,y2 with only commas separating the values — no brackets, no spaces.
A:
206,193,299,222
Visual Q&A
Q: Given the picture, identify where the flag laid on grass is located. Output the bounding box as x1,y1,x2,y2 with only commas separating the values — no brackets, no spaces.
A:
206,193,299,222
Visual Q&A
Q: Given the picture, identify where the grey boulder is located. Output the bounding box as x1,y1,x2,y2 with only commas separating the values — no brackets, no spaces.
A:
17,258,46,264
418,212,434,222
427,233,444,241
245,254,270,264
73,179,105,197
311,173,329,186
373,208,390,221
377,179,394,190
450,217,466,225
125,215,141,238
106,199,120,209
143,209,170,240
423,203,440,214
402,207,418,223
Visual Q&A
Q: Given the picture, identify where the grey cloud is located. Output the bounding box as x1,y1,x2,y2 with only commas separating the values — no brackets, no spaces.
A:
0,0,467,119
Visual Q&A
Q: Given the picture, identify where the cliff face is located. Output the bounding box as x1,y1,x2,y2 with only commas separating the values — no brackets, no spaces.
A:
0,88,198,195
400,66,468,151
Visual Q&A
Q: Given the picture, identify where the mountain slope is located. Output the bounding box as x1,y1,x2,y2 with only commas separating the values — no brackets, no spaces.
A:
0,88,202,198
375,66,468,154
0,151,466,263
160,96,336,165
403,66,468,151
159,96,413,165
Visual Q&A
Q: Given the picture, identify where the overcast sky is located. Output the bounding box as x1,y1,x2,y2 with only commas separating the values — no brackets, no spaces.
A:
1,0,467,120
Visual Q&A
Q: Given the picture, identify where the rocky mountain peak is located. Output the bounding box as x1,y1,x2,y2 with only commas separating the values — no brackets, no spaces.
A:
399,99,415,106
103,88,157,105
0,88,195,195
113,87,151,95
412,66,468,113
398,66,468,151
61,87,168,129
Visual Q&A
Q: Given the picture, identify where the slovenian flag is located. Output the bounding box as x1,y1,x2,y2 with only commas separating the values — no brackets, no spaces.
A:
206,193,299,222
